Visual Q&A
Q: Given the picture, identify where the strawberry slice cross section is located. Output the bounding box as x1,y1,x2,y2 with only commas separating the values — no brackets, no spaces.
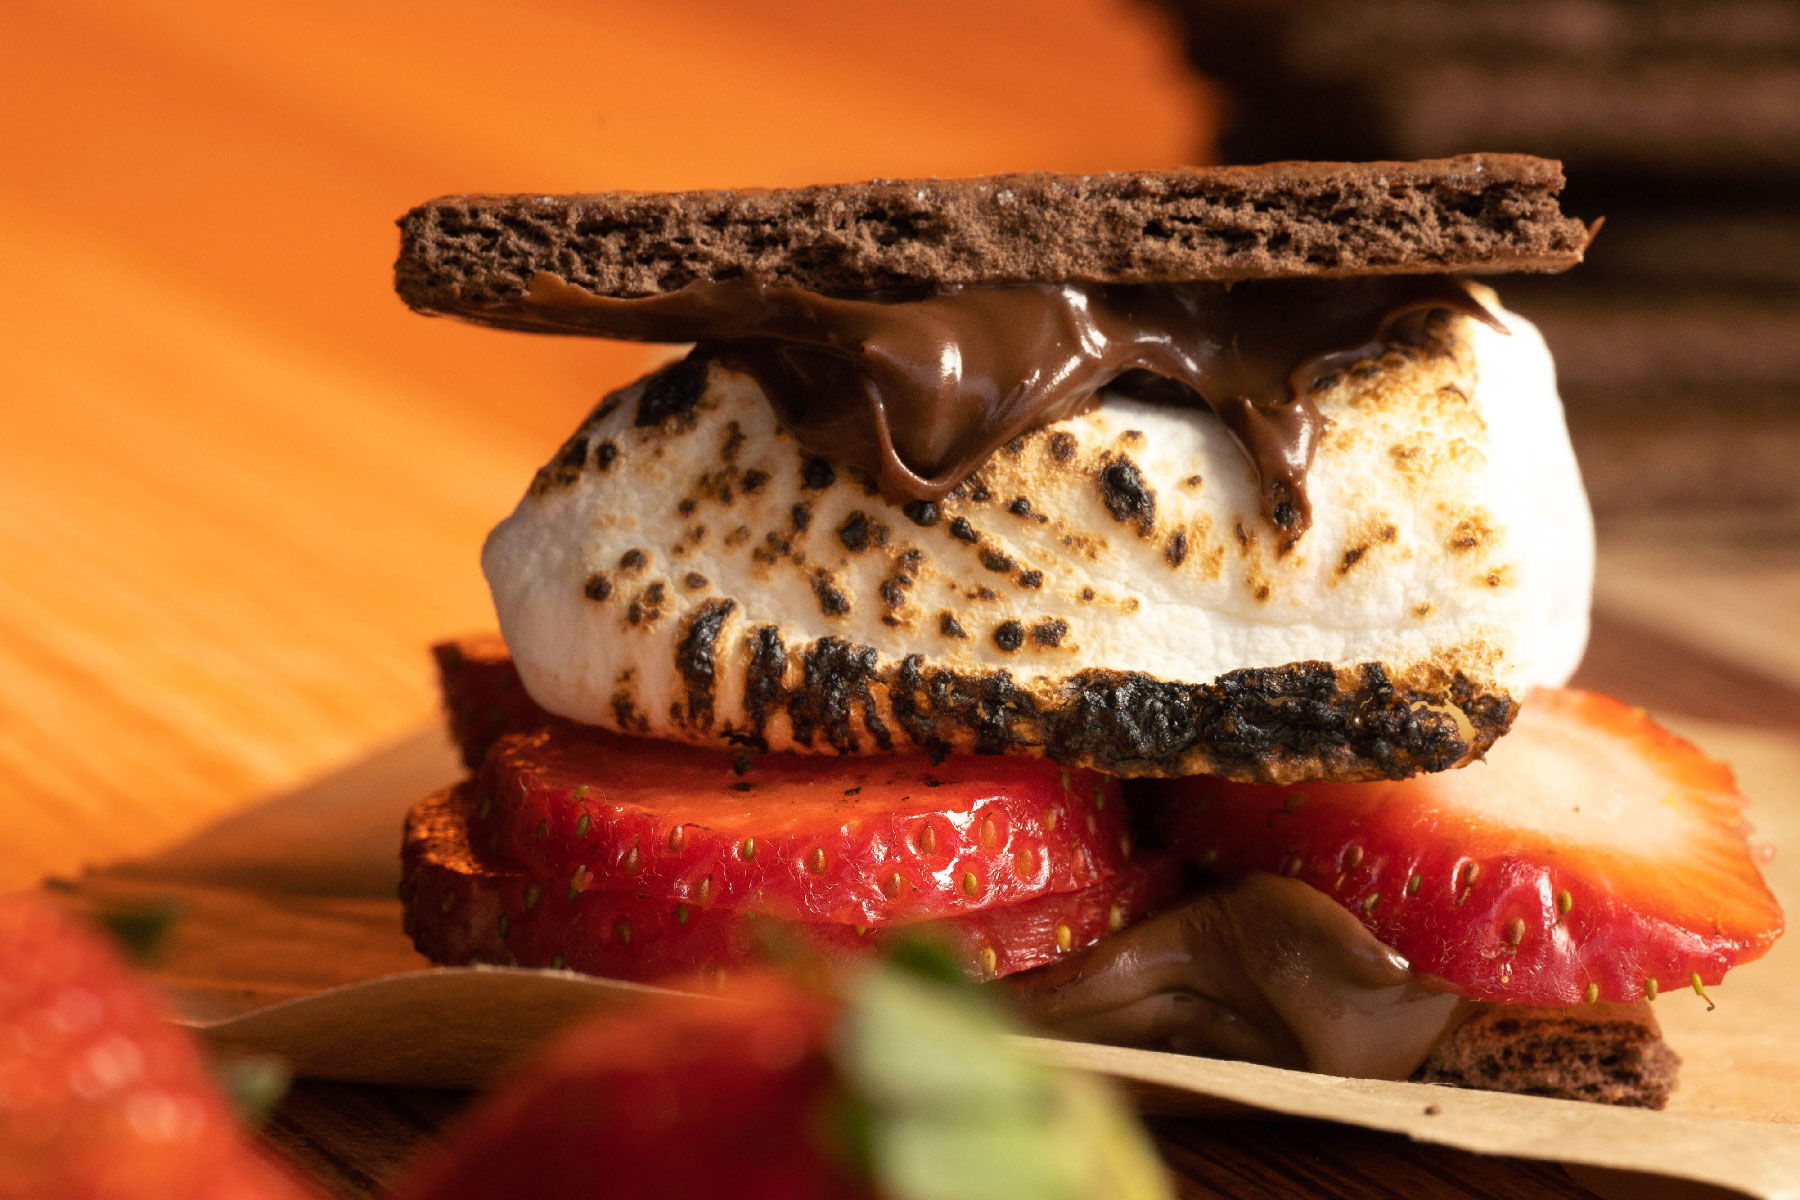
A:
470,725,1132,927
1157,689,1784,1005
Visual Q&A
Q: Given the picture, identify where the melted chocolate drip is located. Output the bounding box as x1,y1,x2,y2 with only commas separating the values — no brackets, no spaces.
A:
1006,873,1470,1079
453,272,1500,535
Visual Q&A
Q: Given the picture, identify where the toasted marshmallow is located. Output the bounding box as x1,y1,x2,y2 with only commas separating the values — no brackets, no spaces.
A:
483,294,1592,782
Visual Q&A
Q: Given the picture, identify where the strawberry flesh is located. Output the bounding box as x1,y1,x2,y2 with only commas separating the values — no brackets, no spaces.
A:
393,973,859,1200
471,725,1132,926
406,784,1180,981
0,893,316,1200
1157,688,1784,1005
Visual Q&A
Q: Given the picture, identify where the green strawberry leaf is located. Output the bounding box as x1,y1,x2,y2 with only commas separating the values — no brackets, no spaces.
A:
837,958,1170,1200
211,1055,292,1127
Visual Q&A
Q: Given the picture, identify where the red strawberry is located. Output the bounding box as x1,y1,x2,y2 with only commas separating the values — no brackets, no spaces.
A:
470,726,1131,926
392,961,1175,1200
392,973,860,1200
405,784,1180,981
1157,688,1784,1006
432,636,555,768
0,892,316,1200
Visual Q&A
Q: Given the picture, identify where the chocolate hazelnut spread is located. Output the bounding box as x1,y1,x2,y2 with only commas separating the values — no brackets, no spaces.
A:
1006,873,1469,1079
439,272,1498,535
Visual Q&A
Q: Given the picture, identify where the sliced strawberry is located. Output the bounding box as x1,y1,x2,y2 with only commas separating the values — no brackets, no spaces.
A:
0,892,317,1200
406,784,1180,981
432,636,555,768
469,725,1132,926
393,972,859,1200
1156,688,1784,1006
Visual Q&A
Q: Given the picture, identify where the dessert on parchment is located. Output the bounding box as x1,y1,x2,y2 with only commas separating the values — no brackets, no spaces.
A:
392,155,1781,1108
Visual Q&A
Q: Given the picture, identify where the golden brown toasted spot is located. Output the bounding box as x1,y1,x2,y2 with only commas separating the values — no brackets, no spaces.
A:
724,526,751,547
939,611,968,639
1031,618,1069,648
1194,543,1226,581
1339,545,1368,574
993,620,1025,651
682,572,708,591
1414,602,1433,618
1120,429,1145,446
1047,430,1078,463
1484,566,1515,589
583,573,612,601
1017,569,1044,589
1182,474,1203,489
619,548,648,572
1448,513,1494,553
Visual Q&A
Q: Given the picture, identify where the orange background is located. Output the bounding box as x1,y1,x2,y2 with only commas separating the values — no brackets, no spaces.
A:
0,0,1209,887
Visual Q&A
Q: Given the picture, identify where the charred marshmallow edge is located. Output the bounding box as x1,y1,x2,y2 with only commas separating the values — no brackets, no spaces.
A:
482,283,1592,782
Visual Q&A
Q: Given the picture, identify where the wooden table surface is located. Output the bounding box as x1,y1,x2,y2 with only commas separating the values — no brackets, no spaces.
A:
8,3,1799,1197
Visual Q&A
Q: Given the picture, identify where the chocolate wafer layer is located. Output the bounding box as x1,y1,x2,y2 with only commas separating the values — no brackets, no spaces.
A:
395,155,1589,308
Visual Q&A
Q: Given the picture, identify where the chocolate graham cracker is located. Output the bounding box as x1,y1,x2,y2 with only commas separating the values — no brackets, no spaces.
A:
1415,1003,1680,1109
395,155,1589,309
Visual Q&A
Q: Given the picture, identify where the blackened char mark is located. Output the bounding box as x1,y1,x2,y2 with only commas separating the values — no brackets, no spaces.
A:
1050,661,1512,779
555,436,588,472
916,666,1041,756
1099,456,1156,535
739,625,788,752
786,638,892,753
889,655,952,762
674,598,736,730
634,351,711,428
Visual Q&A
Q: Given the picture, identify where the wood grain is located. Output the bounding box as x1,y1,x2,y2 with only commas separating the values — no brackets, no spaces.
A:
256,1087,1604,1200
0,0,1203,890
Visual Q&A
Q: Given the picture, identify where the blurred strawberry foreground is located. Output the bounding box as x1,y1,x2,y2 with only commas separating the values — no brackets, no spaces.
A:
0,889,1170,1200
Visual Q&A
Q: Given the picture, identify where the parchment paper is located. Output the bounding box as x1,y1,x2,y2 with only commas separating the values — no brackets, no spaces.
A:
81,716,1800,1200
